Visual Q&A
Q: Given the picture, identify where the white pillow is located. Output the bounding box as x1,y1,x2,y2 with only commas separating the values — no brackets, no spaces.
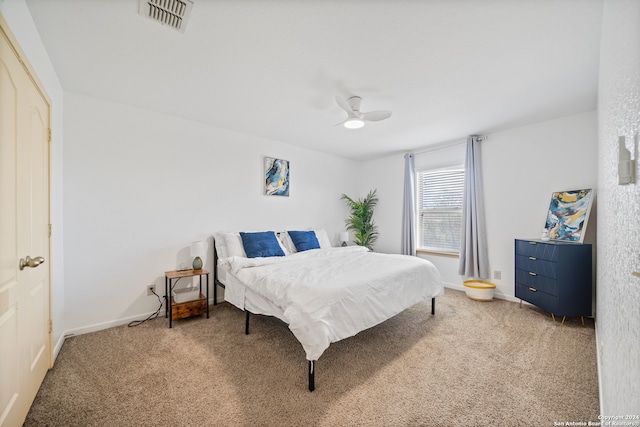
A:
216,231,290,259
224,233,247,258
213,232,247,259
213,232,230,259
313,229,332,249
279,232,297,254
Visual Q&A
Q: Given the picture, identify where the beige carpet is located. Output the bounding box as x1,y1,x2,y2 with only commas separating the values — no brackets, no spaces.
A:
25,289,599,426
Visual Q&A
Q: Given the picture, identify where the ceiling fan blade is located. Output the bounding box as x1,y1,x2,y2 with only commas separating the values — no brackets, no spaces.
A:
335,96,353,114
362,110,392,121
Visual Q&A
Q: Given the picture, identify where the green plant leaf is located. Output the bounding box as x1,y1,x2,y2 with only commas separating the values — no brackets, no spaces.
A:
341,189,379,250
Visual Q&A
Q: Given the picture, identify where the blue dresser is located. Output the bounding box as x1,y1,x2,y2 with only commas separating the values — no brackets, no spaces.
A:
514,239,592,319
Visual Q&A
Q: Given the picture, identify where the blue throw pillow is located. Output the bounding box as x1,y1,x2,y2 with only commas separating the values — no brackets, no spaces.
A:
288,230,320,252
239,231,285,258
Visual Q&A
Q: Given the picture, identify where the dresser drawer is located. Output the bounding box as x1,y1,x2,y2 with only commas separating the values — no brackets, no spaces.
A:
515,239,592,318
515,240,559,261
515,255,558,279
515,283,558,312
515,269,558,296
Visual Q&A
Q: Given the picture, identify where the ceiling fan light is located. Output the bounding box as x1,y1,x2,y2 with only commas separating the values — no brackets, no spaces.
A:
344,118,364,129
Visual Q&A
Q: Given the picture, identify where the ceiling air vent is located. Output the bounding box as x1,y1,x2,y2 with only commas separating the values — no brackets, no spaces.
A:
138,0,194,33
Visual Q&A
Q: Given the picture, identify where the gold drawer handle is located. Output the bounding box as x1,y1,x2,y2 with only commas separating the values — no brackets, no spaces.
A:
529,287,537,292
529,257,537,261
528,272,537,276
529,241,537,245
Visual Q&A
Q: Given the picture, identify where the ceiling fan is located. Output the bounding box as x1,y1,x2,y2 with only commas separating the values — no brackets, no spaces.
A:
335,96,392,129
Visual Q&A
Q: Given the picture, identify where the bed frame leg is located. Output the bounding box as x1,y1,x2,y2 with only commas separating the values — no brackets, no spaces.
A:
308,360,315,392
431,297,435,315
245,310,250,335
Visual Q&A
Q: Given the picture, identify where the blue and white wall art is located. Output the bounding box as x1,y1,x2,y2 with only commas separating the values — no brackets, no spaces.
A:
265,157,290,196
544,189,594,243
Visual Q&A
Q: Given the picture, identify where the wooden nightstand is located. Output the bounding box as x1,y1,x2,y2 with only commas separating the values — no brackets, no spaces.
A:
165,269,209,328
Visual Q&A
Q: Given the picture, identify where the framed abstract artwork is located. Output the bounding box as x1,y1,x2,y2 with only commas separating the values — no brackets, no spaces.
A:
264,157,290,196
544,189,594,243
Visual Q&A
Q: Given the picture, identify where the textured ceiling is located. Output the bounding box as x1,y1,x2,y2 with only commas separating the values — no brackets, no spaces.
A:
25,0,603,160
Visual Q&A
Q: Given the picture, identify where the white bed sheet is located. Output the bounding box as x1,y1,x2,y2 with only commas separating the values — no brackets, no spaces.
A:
218,264,288,321
219,246,443,361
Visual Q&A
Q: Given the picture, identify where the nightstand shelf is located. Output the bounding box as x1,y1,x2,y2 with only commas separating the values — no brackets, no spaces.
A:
165,269,209,328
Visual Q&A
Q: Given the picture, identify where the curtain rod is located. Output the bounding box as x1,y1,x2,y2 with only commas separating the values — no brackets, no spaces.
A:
413,135,487,156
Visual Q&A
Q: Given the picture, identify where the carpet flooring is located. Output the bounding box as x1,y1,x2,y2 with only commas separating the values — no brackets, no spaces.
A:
24,288,599,426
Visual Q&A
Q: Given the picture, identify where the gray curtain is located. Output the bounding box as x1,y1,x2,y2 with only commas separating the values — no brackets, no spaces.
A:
401,153,416,256
458,136,489,278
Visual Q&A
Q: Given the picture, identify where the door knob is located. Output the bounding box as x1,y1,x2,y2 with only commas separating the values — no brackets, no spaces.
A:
19,256,45,271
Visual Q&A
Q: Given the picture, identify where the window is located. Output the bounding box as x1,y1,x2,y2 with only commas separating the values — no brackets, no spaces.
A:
417,167,465,253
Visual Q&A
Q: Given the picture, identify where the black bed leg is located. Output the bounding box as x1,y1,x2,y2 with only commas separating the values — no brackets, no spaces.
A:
245,310,250,335
308,360,315,392
431,297,435,315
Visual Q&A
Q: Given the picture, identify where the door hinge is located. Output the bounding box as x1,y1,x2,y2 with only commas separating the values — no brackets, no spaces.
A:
48,128,52,142
49,320,53,334
48,224,52,237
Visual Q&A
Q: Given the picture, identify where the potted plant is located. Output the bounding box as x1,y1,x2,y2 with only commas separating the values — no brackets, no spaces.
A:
340,189,379,250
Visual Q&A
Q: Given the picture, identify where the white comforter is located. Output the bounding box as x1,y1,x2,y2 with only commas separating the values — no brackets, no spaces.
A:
221,246,443,361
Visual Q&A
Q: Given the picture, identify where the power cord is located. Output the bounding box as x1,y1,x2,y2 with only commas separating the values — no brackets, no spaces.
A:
128,286,164,327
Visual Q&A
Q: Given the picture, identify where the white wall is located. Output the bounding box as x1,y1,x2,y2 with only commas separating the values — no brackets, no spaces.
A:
0,0,66,356
358,153,405,253
361,111,598,300
63,91,360,333
596,0,640,415
482,111,598,299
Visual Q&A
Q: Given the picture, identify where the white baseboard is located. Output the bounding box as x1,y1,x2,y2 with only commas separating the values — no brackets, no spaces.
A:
53,333,66,362
443,283,523,304
444,282,466,292
51,309,166,365
62,290,227,338
57,295,224,345
63,309,165,338
595,319,603,414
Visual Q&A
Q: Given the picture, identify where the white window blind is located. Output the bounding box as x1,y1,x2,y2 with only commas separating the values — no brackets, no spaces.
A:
417,168,464,252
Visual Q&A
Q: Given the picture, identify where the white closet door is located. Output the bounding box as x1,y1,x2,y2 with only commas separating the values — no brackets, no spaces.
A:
0,18,51,427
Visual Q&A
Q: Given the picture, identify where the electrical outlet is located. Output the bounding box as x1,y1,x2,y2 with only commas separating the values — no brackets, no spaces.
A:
147,284,156,296
493,270,502,280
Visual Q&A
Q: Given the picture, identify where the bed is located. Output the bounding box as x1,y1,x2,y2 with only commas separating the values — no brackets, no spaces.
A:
213,230,444,391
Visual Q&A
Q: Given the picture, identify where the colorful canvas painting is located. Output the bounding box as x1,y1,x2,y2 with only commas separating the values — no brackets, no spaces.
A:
265,157,289,196
544,189,594,243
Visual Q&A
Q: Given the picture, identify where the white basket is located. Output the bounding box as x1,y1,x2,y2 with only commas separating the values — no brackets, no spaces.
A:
173,287,200,303
463,280,496,301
